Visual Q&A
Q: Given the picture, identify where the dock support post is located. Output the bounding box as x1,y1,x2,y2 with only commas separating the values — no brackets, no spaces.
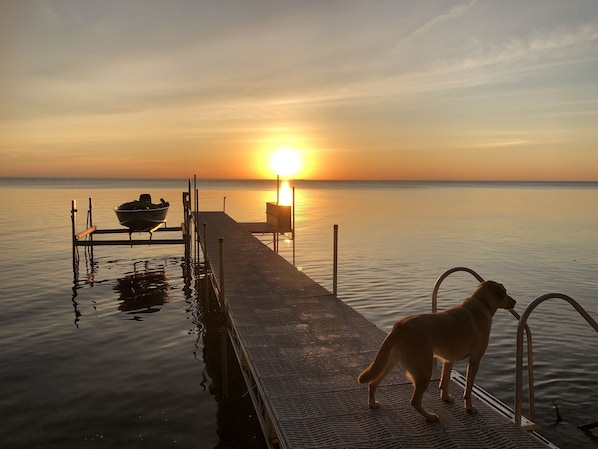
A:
276,174,280,205
218,236,229,399
87,198,94,260
333,224,338,296
195,185,200,271
203,222,209,308
87,198,93,228
71,200,78,278
292,186,296,266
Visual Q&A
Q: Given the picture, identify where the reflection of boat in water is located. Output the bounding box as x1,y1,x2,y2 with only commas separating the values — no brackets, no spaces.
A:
114,265,170,315
115,193,169,232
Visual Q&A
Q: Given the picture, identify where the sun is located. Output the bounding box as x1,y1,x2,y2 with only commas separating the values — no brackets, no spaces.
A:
270,148,302,178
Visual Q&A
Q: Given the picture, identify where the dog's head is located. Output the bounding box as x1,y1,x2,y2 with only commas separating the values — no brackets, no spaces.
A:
474,280,516,314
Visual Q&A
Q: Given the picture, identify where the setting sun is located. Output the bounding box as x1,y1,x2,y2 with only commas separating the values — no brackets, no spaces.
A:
270,148,302,178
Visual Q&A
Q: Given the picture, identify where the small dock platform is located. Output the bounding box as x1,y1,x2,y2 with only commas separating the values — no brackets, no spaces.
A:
197,211,551,449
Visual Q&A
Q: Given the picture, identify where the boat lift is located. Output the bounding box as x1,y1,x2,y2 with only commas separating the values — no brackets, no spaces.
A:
71,185,193,278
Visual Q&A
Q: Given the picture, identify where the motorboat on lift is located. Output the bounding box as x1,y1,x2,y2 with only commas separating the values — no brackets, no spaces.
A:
115,194,169,232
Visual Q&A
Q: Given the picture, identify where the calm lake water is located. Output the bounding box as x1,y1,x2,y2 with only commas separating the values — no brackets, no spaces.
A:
0,177,597,448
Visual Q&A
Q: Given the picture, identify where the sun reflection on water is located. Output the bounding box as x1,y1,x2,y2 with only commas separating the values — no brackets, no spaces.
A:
278,180,293,206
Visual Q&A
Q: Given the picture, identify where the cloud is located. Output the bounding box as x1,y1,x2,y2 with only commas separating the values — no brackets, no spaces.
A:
394,0,478,47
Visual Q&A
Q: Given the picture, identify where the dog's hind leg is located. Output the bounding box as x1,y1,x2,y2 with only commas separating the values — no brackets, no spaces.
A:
439,360,455,403
404,350,438,422
367,356,398,409
368,380,381,409
410,373,439,422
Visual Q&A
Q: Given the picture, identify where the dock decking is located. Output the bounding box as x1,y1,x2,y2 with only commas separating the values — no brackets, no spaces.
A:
197,211,550,449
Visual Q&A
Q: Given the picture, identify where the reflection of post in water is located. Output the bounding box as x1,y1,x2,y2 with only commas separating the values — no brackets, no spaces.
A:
71,245,97,328
113,261,170,316
198,276,266,449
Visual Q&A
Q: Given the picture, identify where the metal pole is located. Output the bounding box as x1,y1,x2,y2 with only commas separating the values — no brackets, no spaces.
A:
194,175,198,214
218,237,225,306
202,223,208,269
333,224,338,296
195,187,200,267
88,198,94,261
218,236,228,398
202,222,209,309
196,175,200,265
292,186,296,266
71,200,77,245
71,200,78,278
187,178,191,245
87,198,93,229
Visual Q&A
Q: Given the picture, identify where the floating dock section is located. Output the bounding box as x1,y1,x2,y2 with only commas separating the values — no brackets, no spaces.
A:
197,211,552,449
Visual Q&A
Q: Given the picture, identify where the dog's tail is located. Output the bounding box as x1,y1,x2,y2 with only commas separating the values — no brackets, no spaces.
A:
357,331,396,384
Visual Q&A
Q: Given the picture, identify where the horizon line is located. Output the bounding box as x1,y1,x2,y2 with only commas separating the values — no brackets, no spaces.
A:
2,175,598,184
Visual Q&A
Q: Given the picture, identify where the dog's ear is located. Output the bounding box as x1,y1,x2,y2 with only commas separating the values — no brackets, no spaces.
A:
485,280,516,309
475,280,500,296
475,281,515,313
481,280,506,295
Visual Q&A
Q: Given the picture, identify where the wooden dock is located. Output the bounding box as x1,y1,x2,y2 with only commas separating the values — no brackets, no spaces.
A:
197,211,553,449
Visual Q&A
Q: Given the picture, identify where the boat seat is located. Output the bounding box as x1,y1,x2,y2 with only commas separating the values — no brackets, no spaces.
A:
139,193,152,203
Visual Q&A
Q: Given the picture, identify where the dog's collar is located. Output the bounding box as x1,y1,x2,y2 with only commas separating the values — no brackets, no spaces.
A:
472,296,495,317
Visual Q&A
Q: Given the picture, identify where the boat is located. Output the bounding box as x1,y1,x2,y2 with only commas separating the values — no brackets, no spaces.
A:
115,193,169,232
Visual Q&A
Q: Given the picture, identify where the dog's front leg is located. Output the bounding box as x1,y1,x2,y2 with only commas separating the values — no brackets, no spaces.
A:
439,360,454,403
464,359,480,414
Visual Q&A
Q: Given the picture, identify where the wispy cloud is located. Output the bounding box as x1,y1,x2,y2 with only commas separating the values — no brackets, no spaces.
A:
394,0,478,48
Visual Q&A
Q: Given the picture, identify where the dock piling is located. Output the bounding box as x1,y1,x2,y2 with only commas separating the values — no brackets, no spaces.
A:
333,224,338,296
203,222,209,305
218,236,229,399
71,200,78,275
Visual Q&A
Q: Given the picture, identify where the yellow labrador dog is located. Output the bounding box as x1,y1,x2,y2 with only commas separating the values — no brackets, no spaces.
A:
358,280,515,422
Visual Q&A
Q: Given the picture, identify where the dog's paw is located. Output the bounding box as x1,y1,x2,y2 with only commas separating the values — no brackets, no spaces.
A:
466,405,478,415
425,413,440,422
441,393,455,403
368,401,380,409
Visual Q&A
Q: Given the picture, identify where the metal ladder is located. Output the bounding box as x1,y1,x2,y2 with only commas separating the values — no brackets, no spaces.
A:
431,267,598,430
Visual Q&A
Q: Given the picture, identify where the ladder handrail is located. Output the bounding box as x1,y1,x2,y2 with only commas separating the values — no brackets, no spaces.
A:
432,267,484,313
432,267,536,427
515,293,598,426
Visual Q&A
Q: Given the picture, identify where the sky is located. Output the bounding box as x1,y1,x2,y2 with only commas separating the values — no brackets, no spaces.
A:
2,0,598,181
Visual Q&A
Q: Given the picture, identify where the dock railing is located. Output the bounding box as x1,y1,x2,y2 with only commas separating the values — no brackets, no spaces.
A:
197,228,282,447
432,267,598,431
514,293,598,427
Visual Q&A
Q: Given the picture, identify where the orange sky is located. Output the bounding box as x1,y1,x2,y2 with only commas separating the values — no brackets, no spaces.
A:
2,1,598,181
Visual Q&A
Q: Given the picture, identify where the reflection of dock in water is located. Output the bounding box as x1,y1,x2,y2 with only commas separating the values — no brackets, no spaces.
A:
114,262,171,316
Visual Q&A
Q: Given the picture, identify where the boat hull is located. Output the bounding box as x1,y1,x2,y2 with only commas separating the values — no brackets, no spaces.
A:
115,206,169,232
